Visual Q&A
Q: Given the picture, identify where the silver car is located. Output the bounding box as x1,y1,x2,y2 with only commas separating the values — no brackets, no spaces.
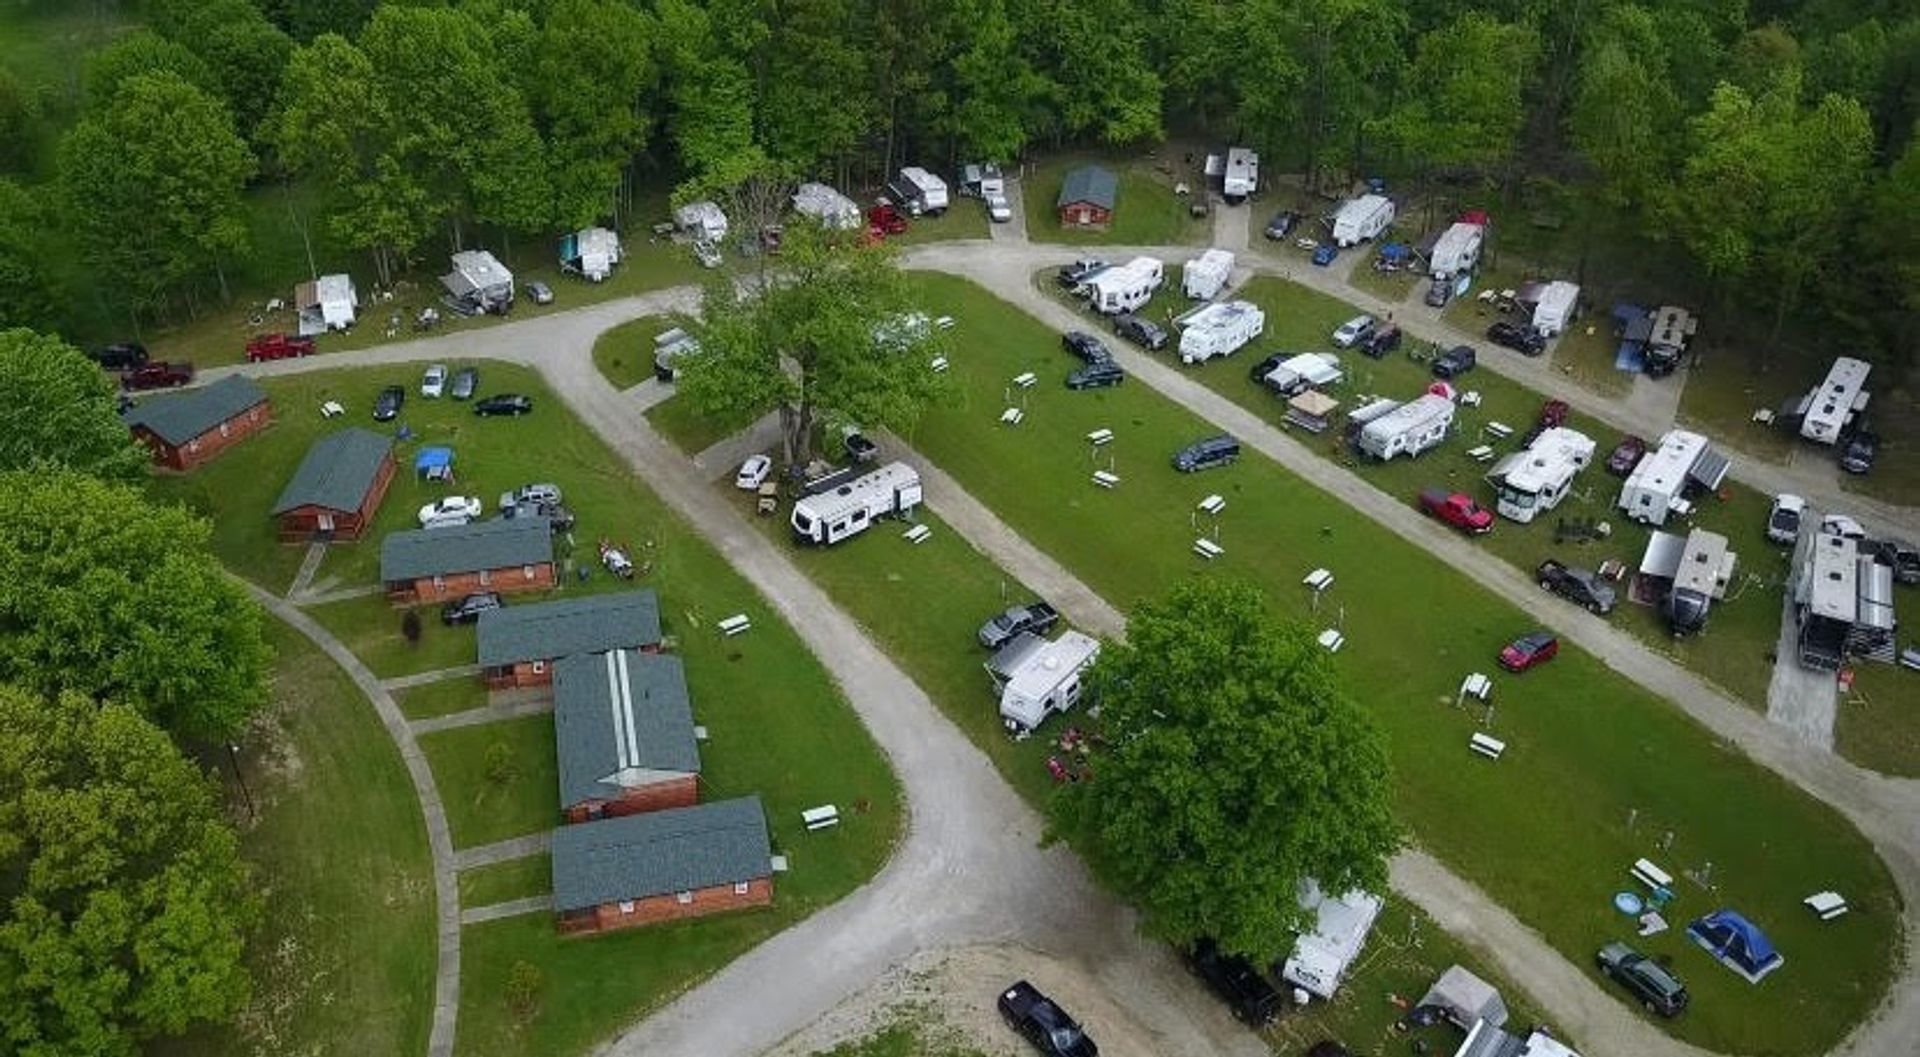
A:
421,363,448,398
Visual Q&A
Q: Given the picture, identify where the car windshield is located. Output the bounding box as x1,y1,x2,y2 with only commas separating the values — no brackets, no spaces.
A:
1048,1027,1084,1049
1497,484,1538,508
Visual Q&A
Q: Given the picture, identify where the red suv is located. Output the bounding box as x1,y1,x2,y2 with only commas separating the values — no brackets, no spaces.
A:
1498,631,1560,672
245,333,316,362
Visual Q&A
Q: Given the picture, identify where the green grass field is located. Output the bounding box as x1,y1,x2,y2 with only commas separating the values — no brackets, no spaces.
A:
421,714,561,849
888,273,1898,1056
1023,155,1209,246
397,678,492,722
460,854,553,908
645,391,772,456
592,316,676,391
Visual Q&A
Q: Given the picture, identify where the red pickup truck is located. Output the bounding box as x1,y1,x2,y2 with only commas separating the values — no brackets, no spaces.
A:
867,203,908,236
122,361,195,389
245,333,316,362
1419,488,1494,535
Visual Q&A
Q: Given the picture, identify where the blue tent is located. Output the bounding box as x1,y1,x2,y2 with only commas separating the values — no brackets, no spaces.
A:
1687,909,1784,983
414,446,454,481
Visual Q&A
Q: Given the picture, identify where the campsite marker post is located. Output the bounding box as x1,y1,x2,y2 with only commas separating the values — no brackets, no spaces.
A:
1627,808,1639,832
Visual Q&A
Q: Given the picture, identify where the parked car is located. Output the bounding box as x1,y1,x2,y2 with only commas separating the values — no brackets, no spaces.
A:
475,394,533,416
1498,630,1560,672
1311,243,1338,266
1113,314,1167,350
1766,494,1806,545
244,333,315,362
91,342,149,370
1249,352,1285,383
1537,559,1617,614
1884,541,1920,585
418,496,483,528
1057,258,1108,287
1840,429,1878,474
1188,939,1282,1026
1597,942,1689,1017
525,281,554,305
978,601,1061,649
867,203,908,235
1062,331,1113,363
373,384,406,421
986,194,1013,223
1487,320,1546,356
1419,489,1494,535
500,483,562,510
1431,345,1477,379
1263,210,1301,240
1361,324,1403,359
1067,360,1126,390
122,361,194,389
736,454,773,490
440,592,503,626
1606,436,1648,476
1173,435,1240,473
1330,315,1375,348
499,498,575,532
997,981,1097,1057
421,363,448,398
1424,278,1453,308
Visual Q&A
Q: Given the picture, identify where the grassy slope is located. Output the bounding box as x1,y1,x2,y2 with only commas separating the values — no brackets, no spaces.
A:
893,273,1897,1057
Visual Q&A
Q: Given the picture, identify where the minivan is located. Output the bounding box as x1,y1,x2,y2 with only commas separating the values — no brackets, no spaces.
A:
1173,435,1240,472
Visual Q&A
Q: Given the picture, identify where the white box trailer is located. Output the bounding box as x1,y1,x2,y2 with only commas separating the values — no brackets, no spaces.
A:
1086,256,1165,315
1429,221,1484,279
1531,280,1580,337
791,182,861,229
789,461,922,545
1357,392,1455,460
1178,300,1265,364
1281,883,1384,1000
995,630,1101,733
1617,429,1732,526
1796,356,1871,445
1181,249,1235,300
1332,194,1395,247
1222,147,1259,201
294,273,357,335
674,200,729,242
888,166,949,215
1485,427,1595,523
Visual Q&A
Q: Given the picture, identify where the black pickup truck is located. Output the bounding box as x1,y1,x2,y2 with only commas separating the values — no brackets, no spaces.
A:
1188,940,1283,1026
978,601,1061,649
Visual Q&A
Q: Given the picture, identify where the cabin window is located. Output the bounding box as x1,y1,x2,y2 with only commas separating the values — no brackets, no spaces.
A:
187,439,200,452
617,900,635,914
432,575,445,591
531,660,546,674
522,564,535,579
675,891,693,905
733,882,750,896
219,422,230,437
477,568,491,586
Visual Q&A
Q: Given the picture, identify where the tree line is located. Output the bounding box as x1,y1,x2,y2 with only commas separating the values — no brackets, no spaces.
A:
0,0,1915,359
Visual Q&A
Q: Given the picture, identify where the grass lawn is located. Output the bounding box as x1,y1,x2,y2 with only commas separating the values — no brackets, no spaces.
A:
421,714,561,849
1023,154,1209,247
891,273,1899,1056
886,202,992,245
304,593,477,679
460,854,553,908
592,316,677,391
1549,319,1635,399
812,1022,988,1057
1675,347,1803,465
397,678,492,721
154,618,435,1057
645,391,772,456
1832,588,1920,777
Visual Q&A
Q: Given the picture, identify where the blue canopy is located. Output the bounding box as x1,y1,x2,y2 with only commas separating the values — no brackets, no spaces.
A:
415,446,454,473
1378,242,1410,262
1688,909,1783,980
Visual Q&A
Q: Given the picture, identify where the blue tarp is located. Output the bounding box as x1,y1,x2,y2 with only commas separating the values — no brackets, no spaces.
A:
1615,342,1647,373
414,446,454,475
1378,242,1410,262
1687,909,1783,981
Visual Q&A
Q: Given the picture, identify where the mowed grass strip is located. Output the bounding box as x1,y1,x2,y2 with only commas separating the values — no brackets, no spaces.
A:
460,854,554,909
420,714,561,849
591,316,673,392
894,273,1897,1056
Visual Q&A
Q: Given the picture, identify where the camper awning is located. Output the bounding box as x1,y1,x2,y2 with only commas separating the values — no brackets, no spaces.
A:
1639,531,1687,579
1419,965,1509,1029
1687,446,1731,491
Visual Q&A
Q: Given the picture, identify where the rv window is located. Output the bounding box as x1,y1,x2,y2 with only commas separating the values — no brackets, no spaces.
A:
852,509,867,523
794,513,812,531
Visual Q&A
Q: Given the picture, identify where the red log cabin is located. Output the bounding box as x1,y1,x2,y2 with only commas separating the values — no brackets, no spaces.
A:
380,518,555,604
270,428,396,542
550,796,772,935
474,589,663,690
553,648,699,823
121,375,272,471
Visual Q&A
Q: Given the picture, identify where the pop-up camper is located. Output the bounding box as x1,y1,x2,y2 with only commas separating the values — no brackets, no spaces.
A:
441,250,514,315
294,273,357,335
1261,352,1344,397
791,182,861,230
559,227,622,281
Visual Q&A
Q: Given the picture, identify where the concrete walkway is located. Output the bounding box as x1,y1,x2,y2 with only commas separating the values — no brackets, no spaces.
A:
625,376,675,412
243,583,464,1057
461,895,552,925
286,542,327,599
453,831,555,871
293,582,385,607
381,664,483,692
410,697,556,736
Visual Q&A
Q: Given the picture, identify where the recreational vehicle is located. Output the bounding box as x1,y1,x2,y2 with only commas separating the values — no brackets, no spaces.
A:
1261,352,1344,397
1531,281,1580,337
1085,257,1165,315
1639,528,1738,635
441,250,514,315
1793,531,1898,669
1794,356,1872,445
1281,884,1384,1001
673,200,729,242
1220,147,1259,202
1178,300,1265,364
1485,428,1596,523
559,227,622,281
1616,429,1732,526
788,461,922,546
1331,194,1395,247
887,167,950,216
1429,221,1484,280
791,182,861,229
1356,392,1455,460
1182,249,1235,300
988,630,1101,733
294,273,357,335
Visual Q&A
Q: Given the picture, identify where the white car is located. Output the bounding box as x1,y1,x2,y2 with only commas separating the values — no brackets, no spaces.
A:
418,496,483,528
1766,494,1806,545
1330,315,1376,348
735,454,773,490
986,194,1012,223
421,364,448,398
499,482,562,510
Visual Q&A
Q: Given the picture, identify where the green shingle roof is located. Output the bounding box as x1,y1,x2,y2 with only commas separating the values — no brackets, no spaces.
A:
270,428,393,516
121,375,267,446
553,650,699,808
550,796,769,911
1057,165,1118,211
380,518,552,583
474,590,662,668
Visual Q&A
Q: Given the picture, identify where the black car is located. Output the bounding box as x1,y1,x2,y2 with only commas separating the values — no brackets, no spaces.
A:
1885,541,1920,585
1057,258,1108,287
1113,313,1167,350
1840,429,1878,475
450,366,479,400
91,342,149,370
1597,942,1689,1017
1067,361,1125,390
1173,435,1240,472
475,394,534,416
1062,331,1113,363
1263,209,1301,240
1487,320,1547,356
1188,939,1282,1026
1249,352,1285,383
1432,345,1477,379
373,385,406,421
440,592,502,626
1360,324,1403,359
1537,559,1617,614
998,980,1097,1057
1424,278,1453,308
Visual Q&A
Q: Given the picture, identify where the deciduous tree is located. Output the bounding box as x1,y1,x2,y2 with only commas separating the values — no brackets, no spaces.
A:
1570,5,1683,208
1372,13,1540,177
1052,579,1399,962
0,183,58,331
531,0,658,230
0,329,146,481
82,30,219,109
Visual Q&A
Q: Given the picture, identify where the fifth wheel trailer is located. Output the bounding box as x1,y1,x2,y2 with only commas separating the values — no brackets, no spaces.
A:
1428,221,1484,280
789,462,923,545
1793,356,1872,445
1177,300,1265,364
1616,429,1732,526
1331,194,1395,247
1356,392,1455,460
887,167,950,216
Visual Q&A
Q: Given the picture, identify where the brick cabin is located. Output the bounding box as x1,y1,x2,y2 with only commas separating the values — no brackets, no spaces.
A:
120,375,272,471
380,518,555,604
1056,165,1118,228
269,428,395,542
554,649,700,823
475,589,663,690
551,796,772,935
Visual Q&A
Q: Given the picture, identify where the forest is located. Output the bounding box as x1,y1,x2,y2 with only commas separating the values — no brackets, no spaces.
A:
0,0,1916,364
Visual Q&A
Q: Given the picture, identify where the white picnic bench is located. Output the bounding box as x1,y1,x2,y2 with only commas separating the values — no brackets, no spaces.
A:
1466,445,1495,462
1091,470,1120,489
1804,891,1849,921
1484,421,1514,440
1469,732,1506,759
929,356,949,373
1012,371,1037,389
801,805,840,831
1316,628,1345,653
1460,672,1492,702
1631,858,1674,892
1303,568,1334,592
320,400,345,418
902,523,932,544
1192,538,1224,560
999,407,1024,425
717,614,752,636
934,315,955,329
1197,494,1226,515
1460,391,1483,407
1087,428,1114,446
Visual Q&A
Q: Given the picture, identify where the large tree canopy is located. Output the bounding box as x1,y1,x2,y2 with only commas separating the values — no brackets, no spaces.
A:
1053,579,1399,962
0,329,147,482
0,686,257,1056
0,469,272,741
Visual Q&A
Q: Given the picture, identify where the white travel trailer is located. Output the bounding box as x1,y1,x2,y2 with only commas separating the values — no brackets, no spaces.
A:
1281,883,1385,1000
1262,352,1344,396
1178,301,1265,364
887,166,950,215
1795,356,1872,445
1085,256,1165,315
1485,428,1595,523
1331,194,1395,247
652,327,699,382
559,227,622,281
789,461,923,546
1531,280,1580,337
1221,147,1259,201
1357,392,1455,460
1429,221,1484,280
1617,429,1732,526
674,200,729,242
441,250,514,314
993,630,1101,733
294,273,357,335
1182,249,1235,300
791,182,861,229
